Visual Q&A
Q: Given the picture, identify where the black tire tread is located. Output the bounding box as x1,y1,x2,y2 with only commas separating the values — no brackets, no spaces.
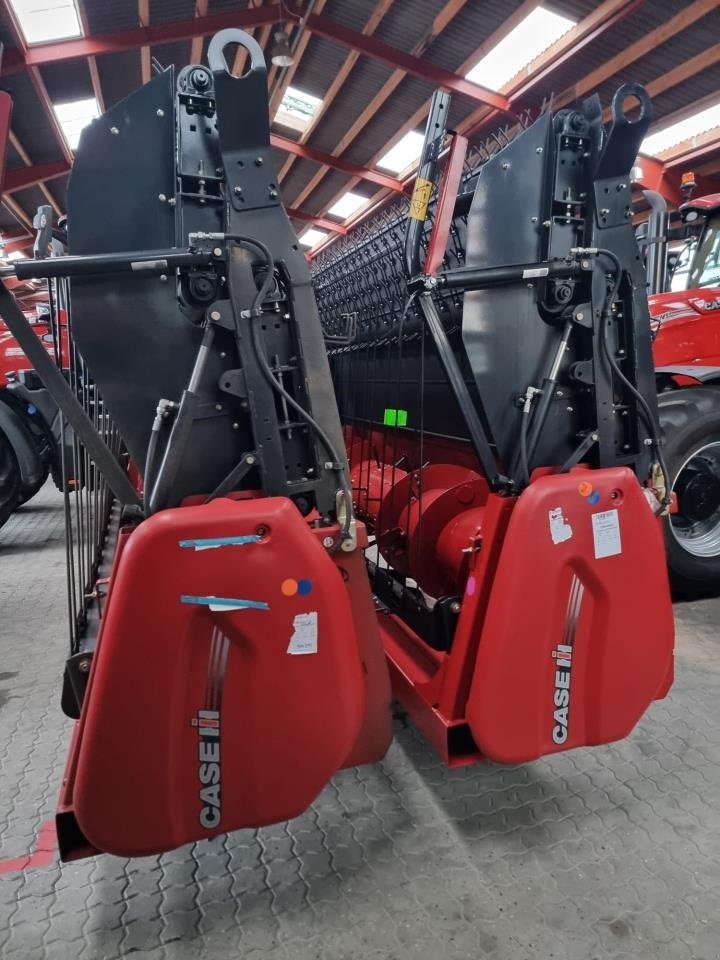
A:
658,386,720,599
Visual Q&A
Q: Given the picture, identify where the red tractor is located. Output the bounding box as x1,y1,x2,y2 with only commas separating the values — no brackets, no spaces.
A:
0,300,70,526
648,192,720,595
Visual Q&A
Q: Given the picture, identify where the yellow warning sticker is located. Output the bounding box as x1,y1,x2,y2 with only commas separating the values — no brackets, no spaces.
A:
408,177,433,221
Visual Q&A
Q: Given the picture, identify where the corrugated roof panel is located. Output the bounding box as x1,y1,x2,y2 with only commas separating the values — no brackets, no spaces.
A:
13,184,48,217
84,0,138,34
0,207,22,231
370,0,456,53
97,50,143,110
305,168,370,217
39,60,94,106
151,40,194,73
46,174,70,212
341,74,434,167
281,158,324,206
152,0,197,25
323,0,388,34
286,35,354,100
519,1,710,111
304,56,396,154
1,71,66,165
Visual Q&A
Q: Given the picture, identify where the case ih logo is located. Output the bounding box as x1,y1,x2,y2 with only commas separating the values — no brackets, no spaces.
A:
191,710,222,829
551,645,573,744
551,575,584,745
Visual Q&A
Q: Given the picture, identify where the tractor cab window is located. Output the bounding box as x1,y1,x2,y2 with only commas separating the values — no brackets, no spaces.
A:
669,239,697,291
689,213,720,288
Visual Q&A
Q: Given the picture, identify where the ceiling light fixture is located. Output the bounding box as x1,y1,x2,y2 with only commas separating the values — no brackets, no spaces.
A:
270,2,294,68
270,29,294,68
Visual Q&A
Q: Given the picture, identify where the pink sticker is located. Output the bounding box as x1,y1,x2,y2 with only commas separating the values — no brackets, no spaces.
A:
466,575,476,597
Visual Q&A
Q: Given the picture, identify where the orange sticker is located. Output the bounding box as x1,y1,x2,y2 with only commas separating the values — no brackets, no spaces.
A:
578,481,593,497
281,578,298,597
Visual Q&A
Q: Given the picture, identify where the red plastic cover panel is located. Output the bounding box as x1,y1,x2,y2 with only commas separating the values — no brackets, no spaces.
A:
71,498,385,857
466,468,674,763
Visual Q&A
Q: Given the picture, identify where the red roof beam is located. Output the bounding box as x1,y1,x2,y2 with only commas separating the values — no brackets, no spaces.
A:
283,3,511,111
287,207,347,234
3,160,70,193
1,5,280,74
271,134,406,193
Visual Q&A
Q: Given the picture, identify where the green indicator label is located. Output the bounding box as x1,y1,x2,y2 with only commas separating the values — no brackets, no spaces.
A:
383,408,408,427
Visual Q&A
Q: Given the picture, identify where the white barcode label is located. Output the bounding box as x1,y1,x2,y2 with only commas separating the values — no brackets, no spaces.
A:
591,509,621,559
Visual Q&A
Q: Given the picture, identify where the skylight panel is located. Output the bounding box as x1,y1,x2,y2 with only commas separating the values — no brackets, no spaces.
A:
465,6,575,92
299,227,327,249
377,131,424,174
53,97,100,151
9,0,82,45
274,86,322,133
327,191,367,220
641,102,720,156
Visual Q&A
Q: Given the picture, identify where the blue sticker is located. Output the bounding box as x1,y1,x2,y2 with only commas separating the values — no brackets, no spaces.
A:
297,578,313,596
588,491,601,505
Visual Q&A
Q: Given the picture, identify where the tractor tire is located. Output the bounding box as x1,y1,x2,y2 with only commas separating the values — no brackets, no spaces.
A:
658,386,720,598
17,464,50,506
0,429,22,530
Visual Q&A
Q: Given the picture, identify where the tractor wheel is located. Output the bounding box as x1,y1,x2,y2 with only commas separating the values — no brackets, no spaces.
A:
658,387,720,598
17,464,50,506
0,429,22,530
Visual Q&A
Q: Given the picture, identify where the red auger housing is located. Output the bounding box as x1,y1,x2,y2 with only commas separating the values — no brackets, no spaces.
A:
0,33,673,862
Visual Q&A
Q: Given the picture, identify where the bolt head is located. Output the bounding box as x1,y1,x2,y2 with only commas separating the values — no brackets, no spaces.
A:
233,422,240,430
156,108,164,117
110,126,119,135
255,157,263,166
159,274,168,282
210,310,221,321
215,403,223,411
213,247,223,257
234,186,242,195
322,536,335,549
576,311,584,321
78,659,91,673
158,193,167,202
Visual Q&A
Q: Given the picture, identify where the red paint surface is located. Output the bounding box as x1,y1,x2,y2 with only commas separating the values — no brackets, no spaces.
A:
0,821,56,875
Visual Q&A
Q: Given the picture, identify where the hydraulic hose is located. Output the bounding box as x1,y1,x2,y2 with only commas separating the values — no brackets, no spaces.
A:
226,234,355,546
594,247,672,514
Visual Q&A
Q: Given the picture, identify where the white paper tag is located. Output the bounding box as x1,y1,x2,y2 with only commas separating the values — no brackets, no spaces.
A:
287,611,318,655
548,506,573,544
591,509,622,559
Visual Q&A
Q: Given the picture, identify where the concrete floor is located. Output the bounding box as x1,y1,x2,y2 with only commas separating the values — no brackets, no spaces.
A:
1,482,719,960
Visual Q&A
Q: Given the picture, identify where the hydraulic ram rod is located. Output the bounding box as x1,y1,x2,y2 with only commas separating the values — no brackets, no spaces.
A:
5,249,213,281
439,260,580,290
0,281,142,508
